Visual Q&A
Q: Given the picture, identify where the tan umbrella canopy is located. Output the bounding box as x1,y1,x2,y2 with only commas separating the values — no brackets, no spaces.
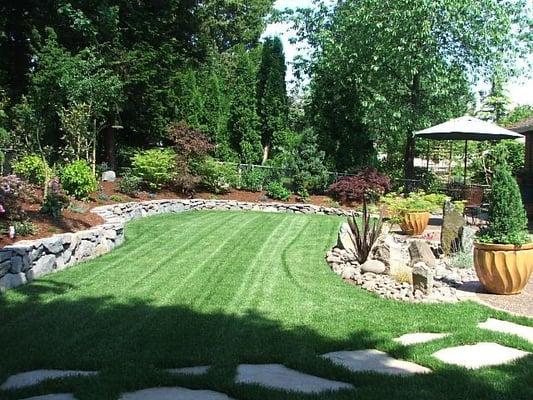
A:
415,116,524,184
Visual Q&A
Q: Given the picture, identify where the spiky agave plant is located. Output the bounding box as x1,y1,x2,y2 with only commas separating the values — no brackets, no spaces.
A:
347,196,383,264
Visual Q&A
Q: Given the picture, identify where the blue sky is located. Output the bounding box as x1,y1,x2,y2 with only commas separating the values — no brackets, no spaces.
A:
265,0,533,106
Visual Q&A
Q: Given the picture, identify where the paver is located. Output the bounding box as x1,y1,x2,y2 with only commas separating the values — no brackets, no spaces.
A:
321,350,431,375
235,364,353,393
119,387,235,400
393,333,449,346
479,318,533,344
0,370,97,390
433,342,530,369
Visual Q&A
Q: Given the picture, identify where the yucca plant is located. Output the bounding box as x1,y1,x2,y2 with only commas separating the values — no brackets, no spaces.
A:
347,196,383,264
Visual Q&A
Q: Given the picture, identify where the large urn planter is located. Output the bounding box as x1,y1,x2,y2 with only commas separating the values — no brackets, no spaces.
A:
473,242,533,295
400,211,430,236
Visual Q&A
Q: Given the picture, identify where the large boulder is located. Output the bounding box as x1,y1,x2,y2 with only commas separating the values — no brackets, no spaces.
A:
337,223,356,254
440,201,466,255
371,235,405,268
361,259,387,274
101,170,116,182
0,273,27,293
27,254,56,280
409,240,436,268
412,262,433,295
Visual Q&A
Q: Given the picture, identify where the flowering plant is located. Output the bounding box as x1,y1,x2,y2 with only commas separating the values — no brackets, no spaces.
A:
0,175,29,221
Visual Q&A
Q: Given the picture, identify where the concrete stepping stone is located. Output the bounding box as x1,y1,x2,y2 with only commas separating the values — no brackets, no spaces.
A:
20,395,77,400
119,387,235,400
0,370,97,390
166,366,210,376
235,364,353,394
321,350,431,375
393,333,449,346
433,342,530,369
479,318,533,344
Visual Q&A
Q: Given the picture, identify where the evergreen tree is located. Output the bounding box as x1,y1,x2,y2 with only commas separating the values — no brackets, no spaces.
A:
228,47,262,164
257,37,289,163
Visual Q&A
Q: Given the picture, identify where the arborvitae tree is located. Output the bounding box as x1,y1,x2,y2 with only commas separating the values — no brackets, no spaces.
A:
228,47,262,164
481,161,529,245
257,37,289,163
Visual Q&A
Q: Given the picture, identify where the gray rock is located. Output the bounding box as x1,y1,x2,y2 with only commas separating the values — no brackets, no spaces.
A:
27,254,56,280
0,250,12,262
0,272,27,292
337,223,356,253
371,235,405,268
29,246,44,262
441,200,465,255
42,237,64,254
341,266,359,280
361,259,387,274
0,260,10,277
101,170,116,182
9,256,23,273
461,226,476,252
75,240,96,260
412,262,433,295
409,240,436,268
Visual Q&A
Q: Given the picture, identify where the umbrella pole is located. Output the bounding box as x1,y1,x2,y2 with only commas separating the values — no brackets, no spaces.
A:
463,140,468,185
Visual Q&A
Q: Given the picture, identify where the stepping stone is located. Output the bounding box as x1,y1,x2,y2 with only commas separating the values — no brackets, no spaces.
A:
166,366,210,376
119,387,235,400
20,395,77,400
321,350,431,375
235,364,353,394
394,333,449,346
479,318,533,344
0,370,97,390
433,342,530,369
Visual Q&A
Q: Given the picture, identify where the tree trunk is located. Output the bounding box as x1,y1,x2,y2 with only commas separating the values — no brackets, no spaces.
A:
103,125,116,170
262,143,270,165
404,73,421,183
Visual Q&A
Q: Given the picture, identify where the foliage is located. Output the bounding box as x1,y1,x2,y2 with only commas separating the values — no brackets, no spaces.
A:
60,160,97,200
118,173,142,197
347,198,383,264
266,181,291,201
501,105,533,127
257,37,289,161
0,175,29,222
327,169,390,205
58,101,92,162
240,168,266,192
292,0,530,177
477,163,529,245
131,148,176,191
381,191,448,224
41,177,70,220
196,158,239,194
471,140,525,184
12,154,51,186
10,220,37,236
110,194,124,202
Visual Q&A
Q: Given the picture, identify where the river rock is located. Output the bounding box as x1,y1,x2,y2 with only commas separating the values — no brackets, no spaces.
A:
361,259,387,274
101,170,116,182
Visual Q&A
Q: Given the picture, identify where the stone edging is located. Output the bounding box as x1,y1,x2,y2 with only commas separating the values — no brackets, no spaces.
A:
0,199,353,292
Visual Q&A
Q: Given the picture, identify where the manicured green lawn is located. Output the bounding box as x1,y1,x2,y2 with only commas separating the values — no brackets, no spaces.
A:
1,211,532,400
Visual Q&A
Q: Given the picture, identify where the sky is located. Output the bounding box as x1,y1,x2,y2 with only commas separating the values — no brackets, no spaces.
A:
264,0,533,106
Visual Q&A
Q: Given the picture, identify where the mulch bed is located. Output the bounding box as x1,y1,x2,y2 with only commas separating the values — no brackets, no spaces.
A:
1,180,353,248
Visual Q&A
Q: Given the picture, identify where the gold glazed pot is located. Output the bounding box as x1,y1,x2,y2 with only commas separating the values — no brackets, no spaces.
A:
473,242,533,295
400,211,430,236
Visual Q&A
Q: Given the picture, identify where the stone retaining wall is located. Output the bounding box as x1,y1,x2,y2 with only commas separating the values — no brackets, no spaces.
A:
0,199,352,292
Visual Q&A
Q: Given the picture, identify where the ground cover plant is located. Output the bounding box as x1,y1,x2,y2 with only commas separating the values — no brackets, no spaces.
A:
0,211,532,400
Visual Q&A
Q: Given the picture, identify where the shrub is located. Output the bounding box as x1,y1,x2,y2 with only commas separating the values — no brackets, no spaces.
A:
13,154,50,186
266,181,291,201
60,160,97,199
110,194,124,202
241,168,265,192
478,163,529,245
196,157,239,194
0,175,30,222
327,169,390,204
118,172,142,196
12,220,37,236
41,177,70,220
347,198,383,264
131,148,176,190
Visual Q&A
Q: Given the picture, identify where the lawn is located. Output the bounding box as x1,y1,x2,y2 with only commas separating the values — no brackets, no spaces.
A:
1,211,532,400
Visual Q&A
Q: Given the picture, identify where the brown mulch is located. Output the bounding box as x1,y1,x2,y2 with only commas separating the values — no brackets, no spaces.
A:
1,181,353,248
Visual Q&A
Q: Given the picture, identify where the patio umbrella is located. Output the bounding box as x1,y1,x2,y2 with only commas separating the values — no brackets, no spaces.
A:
414,116,524,184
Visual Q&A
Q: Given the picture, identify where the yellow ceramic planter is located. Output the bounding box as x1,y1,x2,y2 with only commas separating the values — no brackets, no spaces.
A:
400,211,430,236
473,242,533,295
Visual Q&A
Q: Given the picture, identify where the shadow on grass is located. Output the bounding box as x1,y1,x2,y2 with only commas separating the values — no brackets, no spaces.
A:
0,285,532,400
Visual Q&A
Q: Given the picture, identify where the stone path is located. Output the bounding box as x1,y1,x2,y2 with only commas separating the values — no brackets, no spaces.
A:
393,333,448,346
20,395,77,400
166,366,211,376
119,387,235,400
479,318,533,344
235,364,353,394
0,370,96,390
432,342,530,369
321,350,431,375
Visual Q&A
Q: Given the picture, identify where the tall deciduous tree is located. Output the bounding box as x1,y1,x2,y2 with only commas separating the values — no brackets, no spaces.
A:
257,37,289,163
292,0,531,178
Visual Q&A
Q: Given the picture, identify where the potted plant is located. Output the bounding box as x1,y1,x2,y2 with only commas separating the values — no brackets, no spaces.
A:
382,192,439,236
474,163,533,295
